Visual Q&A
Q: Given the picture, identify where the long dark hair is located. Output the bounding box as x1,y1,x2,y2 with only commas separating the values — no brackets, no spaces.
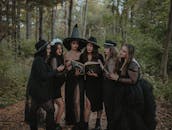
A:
81,44,99,63
49,43,64,66
34,47,47,60
115,43,135,75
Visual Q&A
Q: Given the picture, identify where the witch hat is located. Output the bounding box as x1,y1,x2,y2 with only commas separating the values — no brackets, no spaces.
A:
63,24,87,50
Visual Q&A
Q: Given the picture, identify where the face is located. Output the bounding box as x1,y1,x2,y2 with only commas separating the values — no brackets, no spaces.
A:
104,47,110,57
86,43,93,53
46,44,51,56
71,40,79,51
119,45,128,59
56,44,63,56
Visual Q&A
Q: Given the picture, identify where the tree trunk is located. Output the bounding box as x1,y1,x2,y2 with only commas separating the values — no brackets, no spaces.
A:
16,0,20,41
51,7,56,40
82,0,88,38
12,0,16,40
116,0,120,34
160,0,172,82
0,2,2,22
35,7,39,42
112,0,116,37
64,1,68,37
26,0,32,39
6,0,10,30
68,0,73,36
39,5,43,40
12,0,17,59
130,5,134,27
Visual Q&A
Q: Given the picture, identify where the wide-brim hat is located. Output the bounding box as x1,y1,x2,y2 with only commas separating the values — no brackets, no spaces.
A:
63,24,87,50
104,40,117,48
87,36,100,48
35,40,48,54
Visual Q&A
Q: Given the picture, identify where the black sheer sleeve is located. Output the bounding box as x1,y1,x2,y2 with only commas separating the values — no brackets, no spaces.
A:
51,58,57,70
118,61,139,85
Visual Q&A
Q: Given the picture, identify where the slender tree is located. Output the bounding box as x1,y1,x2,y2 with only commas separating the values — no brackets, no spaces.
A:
12,0,16,41
16,0,20,41
64,1,68,36
39,5,43,40
82,0,88,38
160,0,172,82
26,0,32,39
35,7,39,41
68,0,73,36
0,1,2,22
51,6,56,39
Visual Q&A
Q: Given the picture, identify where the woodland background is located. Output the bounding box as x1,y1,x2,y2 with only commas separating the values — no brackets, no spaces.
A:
0,0,172,128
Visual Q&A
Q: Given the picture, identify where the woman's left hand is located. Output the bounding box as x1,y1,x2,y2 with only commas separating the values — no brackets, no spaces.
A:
109,73,119,81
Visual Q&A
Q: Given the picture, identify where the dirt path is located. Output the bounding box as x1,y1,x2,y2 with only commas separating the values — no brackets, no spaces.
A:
0,100,172,130
0,101,107,130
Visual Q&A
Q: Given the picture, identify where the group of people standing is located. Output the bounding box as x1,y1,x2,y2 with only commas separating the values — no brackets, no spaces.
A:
25,24,156,130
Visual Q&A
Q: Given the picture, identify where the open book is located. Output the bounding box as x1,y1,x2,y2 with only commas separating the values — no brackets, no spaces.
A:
71,60,101,75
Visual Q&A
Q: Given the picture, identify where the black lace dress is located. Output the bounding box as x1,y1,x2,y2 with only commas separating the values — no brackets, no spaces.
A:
111,59,146,130
80,53,104,112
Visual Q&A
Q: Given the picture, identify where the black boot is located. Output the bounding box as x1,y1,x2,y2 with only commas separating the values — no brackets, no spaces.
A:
83,122,88,130
72,122,82,130
94,118,101,130
55,123,62,130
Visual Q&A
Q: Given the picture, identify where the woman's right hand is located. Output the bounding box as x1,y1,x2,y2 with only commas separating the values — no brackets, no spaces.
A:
65,60,72,71
57,65,65,72
109,73,119,81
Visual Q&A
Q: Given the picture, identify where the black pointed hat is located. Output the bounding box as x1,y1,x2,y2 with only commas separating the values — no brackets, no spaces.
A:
87,36,100,48
63,24,87,50
104,40,117,48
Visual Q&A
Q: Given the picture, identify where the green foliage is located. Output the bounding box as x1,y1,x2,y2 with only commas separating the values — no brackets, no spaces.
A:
0,44,13,76
0,43,32,107
135,0,170,42
126,28,162,75
20,39,35,57
144,74,172,103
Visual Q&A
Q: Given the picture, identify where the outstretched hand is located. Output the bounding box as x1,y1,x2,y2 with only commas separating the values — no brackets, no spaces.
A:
109,73,119,81
57,65,65,72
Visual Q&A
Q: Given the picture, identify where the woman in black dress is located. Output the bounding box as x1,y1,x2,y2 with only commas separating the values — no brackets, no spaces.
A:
103,40,118,130
110,43,146,130
27,40,57,130
63,24,87,128
49,38,66,130
79,36,104,130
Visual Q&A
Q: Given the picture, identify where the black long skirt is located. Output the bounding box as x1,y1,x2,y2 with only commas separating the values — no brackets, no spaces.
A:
103,79,124,130
65,70,78,125
85,76,103,112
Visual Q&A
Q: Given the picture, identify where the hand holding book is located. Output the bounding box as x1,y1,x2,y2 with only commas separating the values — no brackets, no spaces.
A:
87,70,98,77
71,60,101,76
75,68,81,76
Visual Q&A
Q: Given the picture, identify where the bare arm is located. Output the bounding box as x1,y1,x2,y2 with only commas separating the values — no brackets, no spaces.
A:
51,58,57,70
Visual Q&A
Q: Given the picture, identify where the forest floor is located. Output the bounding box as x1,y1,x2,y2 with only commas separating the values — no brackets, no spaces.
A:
0,99,172,130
